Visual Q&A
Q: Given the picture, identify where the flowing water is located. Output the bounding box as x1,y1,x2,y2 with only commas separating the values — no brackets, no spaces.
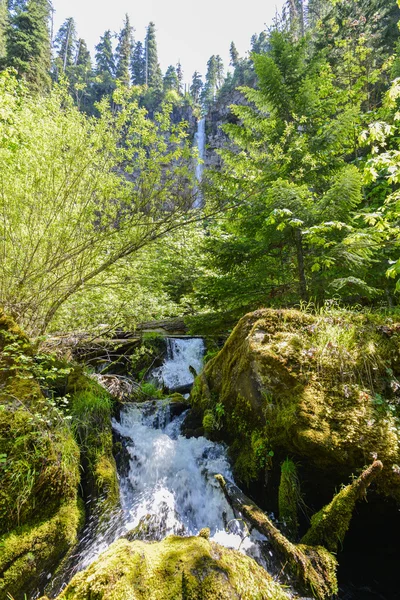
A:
49,337,269,596
194,117,206,208
152,337,205,391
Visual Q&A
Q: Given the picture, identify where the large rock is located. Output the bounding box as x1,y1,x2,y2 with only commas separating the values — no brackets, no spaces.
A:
0,311,82,600
51,535,290,600
190,309,400,500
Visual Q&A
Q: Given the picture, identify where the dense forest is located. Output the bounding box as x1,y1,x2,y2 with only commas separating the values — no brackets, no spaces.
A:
1,1,400,599
0,0,399,334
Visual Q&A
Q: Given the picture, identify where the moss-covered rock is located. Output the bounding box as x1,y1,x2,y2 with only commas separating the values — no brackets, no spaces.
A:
0,310,82,600
54,535,290,600
66,368,119,519
190,309,400,499
0,500,84,600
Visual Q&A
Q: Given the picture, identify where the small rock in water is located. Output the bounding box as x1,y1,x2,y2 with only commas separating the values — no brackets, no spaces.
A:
198,527,211,539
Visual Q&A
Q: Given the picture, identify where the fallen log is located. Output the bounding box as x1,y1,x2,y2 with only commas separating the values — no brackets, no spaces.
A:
215,474,338,600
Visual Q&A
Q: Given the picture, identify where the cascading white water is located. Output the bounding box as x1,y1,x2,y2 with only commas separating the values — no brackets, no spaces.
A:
194,117,206,208
195,117,206,183
113,401,265,557
152,337,205,391
50,337,269,595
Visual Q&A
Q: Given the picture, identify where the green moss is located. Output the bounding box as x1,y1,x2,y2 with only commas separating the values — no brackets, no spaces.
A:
67,369,119,516
54,536,290,600
279,459,301,541
0,500,84,600
0,310,80,534
301,461,384,552
190,308,400,499
0,310,83,599
215,473,337,600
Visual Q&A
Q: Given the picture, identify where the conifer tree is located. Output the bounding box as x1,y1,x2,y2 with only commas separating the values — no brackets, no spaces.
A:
201,55,218,106
131,40,145,85
6,0,51,91
163,64,178,92
176,60,183,94
68,38,92,109
229,42,239,67
215,55,224,88
0,0,8,61
54,17,77,74
95,29,115,76
93,29,116,100
145,21,162,89
250,31,268,53
190,71,203,103
115,13,134,86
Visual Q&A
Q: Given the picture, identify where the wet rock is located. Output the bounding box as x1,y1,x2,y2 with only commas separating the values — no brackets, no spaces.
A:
52,535,290,600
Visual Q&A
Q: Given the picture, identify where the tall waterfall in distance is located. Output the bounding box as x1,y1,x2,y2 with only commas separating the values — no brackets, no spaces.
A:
194,117,206,208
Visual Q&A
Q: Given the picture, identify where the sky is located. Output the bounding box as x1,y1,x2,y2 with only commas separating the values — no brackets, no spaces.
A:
51,0,287,85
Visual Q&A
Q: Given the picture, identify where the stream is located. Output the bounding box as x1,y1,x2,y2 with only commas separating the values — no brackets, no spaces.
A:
49,338,270,596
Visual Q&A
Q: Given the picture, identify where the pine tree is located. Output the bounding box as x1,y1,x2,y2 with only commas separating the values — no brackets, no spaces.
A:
215,55,224,88
131,40,145,85
93,30,116,101
54,17,77,74
250,31,268,53
6,0,51,91
115,13,134,86
163,64,178,92
145,21,162,89
95,29,115,76
0,0,8,61
190,70,203,103
201,55,218,106
68,38,92,110
285,0,305,38
176,60,183,94
229,42,239,67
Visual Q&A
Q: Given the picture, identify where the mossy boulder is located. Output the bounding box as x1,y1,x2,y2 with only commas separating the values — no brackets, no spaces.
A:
0,500,84,600
53,535,290,600
190,309,400,499
0,310,82,600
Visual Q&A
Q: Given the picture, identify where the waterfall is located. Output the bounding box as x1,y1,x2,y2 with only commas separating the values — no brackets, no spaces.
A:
151,337,205,392
194,117,206,208
48,338,269,595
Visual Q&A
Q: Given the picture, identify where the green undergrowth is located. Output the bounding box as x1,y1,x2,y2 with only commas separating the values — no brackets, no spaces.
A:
52,535,290,600
190,308,400,498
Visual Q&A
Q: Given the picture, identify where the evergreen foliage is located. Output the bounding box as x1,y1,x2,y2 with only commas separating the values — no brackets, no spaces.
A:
0,0,8,60
145,21,162,89
93,29,116,101
163,64,178,92
115,13,134,86
5,0,51,91
54,17,77,75
190,70,203,103
131,40,145,85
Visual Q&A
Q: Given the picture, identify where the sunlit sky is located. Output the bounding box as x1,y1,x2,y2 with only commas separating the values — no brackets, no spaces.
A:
51,0,286,85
